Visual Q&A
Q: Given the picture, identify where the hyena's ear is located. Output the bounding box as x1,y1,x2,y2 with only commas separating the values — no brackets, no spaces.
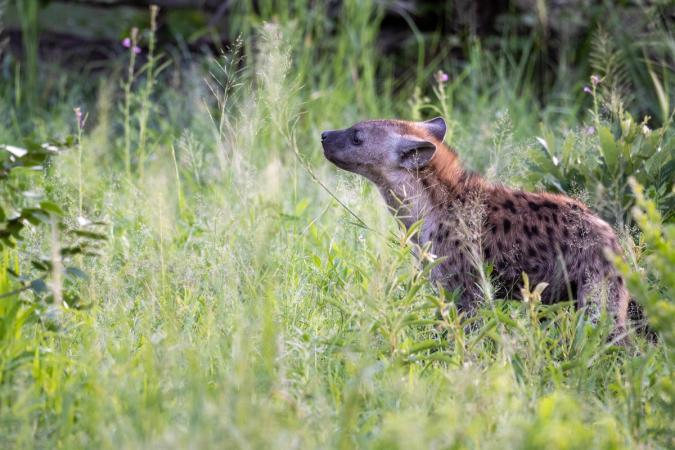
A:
422,117,447,142
396,136,436,170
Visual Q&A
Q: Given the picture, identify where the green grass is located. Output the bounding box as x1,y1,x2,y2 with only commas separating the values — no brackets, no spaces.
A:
0,5,673,450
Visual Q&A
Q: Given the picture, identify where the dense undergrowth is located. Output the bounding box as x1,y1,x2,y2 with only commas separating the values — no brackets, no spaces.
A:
0,2,673,449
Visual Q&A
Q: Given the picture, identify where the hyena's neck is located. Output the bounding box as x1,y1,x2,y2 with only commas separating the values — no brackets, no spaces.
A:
378,145,485,230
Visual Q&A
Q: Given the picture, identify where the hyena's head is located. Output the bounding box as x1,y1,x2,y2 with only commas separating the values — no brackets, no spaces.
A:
321,117,447,184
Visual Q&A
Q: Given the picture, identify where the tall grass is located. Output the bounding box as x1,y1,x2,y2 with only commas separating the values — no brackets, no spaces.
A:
0,4,672,450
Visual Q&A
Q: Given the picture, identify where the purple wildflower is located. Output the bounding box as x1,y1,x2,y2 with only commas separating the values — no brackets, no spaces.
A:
435,70,449,84
122,37,141,54
584,126,595,135
583,86,592,94
590,74,601,86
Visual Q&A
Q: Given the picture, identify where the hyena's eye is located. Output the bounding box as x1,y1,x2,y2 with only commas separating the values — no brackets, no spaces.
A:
352,130,363,146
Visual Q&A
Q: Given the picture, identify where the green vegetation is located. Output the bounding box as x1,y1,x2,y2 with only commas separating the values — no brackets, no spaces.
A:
0,2,673,449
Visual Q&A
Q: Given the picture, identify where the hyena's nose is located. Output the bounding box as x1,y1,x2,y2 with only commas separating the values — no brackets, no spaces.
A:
321,131,329,142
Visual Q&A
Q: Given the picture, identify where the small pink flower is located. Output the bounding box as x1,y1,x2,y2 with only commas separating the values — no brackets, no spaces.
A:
583,86,592,94
585,126,595,135
74,107,84,129
122,37,141,54
435,70,449,83
590,74,601,86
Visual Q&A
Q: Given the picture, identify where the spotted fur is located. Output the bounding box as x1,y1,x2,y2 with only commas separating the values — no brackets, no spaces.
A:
321,117,628,336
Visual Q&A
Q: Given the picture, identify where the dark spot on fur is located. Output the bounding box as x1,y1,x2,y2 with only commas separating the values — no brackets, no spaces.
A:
503,200,517,214
523,225,539,237
515,192,526,199
528,201,540,212
454,239,460,247
497,242,504,252
503,218,511,233
541,201,559,210
545,226,555,240
577,228,584,238
616,276,623,285
542,215,549,223
528,247,536,257
484,248,491,259
560,242,568,253
537,242,548,252
551,214,559,225
443,229,450,239
487,222,496,234
421,178,429,188
491,206,499,212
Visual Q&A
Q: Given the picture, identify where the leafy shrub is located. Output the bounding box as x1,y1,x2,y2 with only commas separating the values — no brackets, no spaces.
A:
525,82,673,227
0,137,104,388
613,179,674,350
611,179,674,444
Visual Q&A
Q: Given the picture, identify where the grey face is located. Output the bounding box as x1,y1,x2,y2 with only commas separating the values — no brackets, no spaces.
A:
321,118,447,183
320,121,390,176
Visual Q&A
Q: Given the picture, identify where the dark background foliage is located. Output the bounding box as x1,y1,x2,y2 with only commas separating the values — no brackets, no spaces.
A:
2,1,673,122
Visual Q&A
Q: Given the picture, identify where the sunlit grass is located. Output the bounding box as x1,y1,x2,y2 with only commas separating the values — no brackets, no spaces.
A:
0,5,672,449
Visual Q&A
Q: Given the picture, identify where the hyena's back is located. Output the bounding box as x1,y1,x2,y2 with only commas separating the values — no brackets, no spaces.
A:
478,187,628,326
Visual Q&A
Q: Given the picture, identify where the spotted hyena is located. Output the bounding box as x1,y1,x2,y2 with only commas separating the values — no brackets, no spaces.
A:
321,117,629,337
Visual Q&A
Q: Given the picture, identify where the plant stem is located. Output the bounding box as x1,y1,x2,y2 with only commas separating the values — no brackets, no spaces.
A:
123,28,139,179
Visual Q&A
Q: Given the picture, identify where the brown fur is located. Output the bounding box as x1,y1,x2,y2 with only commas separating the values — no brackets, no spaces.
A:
321,118,629,337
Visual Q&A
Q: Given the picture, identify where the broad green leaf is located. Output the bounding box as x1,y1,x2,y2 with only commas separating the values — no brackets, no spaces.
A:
71,229,107,240
31,260,49,271
29,279,48,294
598,126,619,173
561,134,575,167
40,201,64,216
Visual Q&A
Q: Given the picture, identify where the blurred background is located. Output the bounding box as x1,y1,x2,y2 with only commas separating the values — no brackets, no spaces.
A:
1,0,673,123
0,2,674,449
